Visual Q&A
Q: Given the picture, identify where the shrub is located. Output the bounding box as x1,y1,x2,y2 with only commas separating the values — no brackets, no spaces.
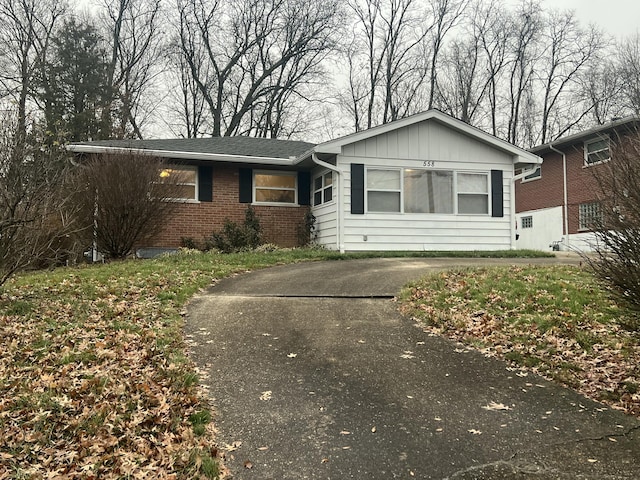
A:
207,206,263,253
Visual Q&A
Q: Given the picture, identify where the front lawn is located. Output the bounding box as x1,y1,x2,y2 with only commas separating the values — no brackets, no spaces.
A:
0,248,559,478
400,265,640,416
0,248,342,479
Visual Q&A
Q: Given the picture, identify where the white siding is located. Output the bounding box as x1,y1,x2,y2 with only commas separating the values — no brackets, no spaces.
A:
310,167,339,250
337,118,517,252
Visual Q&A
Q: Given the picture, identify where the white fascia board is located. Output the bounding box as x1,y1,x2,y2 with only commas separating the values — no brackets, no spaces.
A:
67,144,297,166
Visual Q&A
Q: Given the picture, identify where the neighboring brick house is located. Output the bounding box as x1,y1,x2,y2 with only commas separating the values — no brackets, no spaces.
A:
69,110,541,254
515,116,640,252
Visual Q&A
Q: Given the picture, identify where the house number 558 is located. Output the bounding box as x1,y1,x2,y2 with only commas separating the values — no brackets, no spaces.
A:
422,161,435,167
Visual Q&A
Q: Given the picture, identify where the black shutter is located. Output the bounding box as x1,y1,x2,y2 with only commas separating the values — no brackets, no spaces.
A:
491,169,503,218
351,163,365,214
298,171,311,206
239,168,253,203
198,165,213,202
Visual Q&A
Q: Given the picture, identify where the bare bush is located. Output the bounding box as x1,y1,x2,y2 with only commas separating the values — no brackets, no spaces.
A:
586,129,640,318
0,116,76,285
71,153,188,259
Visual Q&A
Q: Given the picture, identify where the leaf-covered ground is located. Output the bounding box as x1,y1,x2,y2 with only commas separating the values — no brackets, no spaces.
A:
400,265,640,417
0,248,344,479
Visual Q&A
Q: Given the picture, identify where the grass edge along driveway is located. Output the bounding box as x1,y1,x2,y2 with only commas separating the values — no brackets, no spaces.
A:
399,264,640,418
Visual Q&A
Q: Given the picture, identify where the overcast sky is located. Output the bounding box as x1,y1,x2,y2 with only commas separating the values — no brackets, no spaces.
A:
540,0,639,38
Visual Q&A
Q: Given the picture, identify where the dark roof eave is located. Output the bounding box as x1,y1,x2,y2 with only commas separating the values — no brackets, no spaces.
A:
529,116,640,154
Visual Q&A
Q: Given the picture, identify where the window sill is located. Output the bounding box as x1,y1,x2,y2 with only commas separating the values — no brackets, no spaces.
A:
252,202,300,207
583,159,609,168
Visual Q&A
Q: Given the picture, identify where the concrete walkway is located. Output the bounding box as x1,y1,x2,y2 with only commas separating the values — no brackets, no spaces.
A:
186,258,640,479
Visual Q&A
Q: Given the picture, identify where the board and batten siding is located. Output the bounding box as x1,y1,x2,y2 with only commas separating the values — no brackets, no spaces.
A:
331,119,516,252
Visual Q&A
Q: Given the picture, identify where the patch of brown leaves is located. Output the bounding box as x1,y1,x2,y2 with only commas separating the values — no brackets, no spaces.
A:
0,273,222,479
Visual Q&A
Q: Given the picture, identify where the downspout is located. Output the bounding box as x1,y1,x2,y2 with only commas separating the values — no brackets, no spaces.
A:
311,153,344,253
549,144,569,251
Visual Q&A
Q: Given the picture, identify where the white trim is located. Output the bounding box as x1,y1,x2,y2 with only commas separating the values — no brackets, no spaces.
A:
521,165,541,183
67,144,296,166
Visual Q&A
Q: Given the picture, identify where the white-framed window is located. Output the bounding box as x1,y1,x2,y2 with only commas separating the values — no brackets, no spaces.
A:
404,169,454,213
584,137,610,166
157,165,198,201
521,216,533,229
254,171,297,204
365,168,490,215
313,171,333,206
579,202,602,230
457,172,489,214
366,168,401,212
522,166,541,182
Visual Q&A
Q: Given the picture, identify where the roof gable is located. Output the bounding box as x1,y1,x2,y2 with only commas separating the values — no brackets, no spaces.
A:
314,109,541,165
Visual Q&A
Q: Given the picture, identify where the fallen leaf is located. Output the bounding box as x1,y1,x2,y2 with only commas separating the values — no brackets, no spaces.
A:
321,458,329,463
482,401,511,411
260,391,272,401
468,429,482,435
587,459,598,463
244,460,253,469
257,446,269,451
287,353,297,358
371,426,376,433
340,431,351,435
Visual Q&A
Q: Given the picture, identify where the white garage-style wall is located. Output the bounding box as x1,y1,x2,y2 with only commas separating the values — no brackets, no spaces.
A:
309,111,541,252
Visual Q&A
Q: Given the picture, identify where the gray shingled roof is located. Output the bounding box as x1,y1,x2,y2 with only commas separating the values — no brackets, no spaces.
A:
75,137,316,159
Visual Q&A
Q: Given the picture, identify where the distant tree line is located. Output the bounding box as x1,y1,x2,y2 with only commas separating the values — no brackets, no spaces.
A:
0,0,637,146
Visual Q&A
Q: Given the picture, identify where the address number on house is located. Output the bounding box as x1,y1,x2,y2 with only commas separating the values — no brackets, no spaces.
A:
422,161,435,167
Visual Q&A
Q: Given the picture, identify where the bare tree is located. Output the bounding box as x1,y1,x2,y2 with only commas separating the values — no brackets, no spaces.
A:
0,0,66,144
424,0,469,109
617,33,640,115
505,0,542,146
538,10,606,143
580,62,627,126
99,0,164,139
71,153,188,259
175,0,341,138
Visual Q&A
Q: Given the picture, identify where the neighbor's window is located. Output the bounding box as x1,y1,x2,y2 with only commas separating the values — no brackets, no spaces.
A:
457,172,489,214
404,169,454,213
521,216,533,229
522,166,541,182
157,166,197,201
254,171,297,204
313,171,333,206
579,202,602,230
366,169,401,212
585,137,610,166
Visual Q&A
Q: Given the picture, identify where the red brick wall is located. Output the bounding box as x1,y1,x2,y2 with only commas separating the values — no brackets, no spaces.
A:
147,165,310,249
515,143,609,235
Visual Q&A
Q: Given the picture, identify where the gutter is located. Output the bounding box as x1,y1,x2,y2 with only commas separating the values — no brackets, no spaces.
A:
311,153,344,253
549,144,570,251
67,144,298,167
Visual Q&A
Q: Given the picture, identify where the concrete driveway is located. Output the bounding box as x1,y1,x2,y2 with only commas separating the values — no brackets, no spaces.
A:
186,258,640,479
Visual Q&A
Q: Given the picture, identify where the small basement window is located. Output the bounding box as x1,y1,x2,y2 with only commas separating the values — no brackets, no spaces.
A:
521,216,533,229
313,171,333,206
585,137,610,166
579,202,602,230
157,166,198,201
254,171,297,204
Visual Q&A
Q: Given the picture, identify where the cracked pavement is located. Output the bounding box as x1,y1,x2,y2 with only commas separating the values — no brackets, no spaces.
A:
186,258,640,479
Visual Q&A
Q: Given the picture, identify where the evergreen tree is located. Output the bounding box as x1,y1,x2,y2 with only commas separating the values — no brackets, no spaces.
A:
38,18,113,143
